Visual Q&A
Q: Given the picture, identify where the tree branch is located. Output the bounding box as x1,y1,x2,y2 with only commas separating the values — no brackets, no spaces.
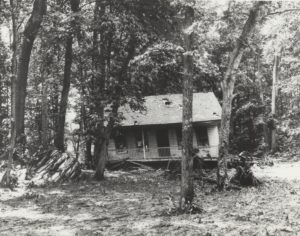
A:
262,8,300,20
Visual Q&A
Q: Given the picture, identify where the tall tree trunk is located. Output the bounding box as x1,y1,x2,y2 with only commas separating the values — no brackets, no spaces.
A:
93,37,136,179
180,6,194,210
271,49,282,151
78,63,93,168
0,0,18,187
10,0,17,121
51,49,60,141
217,2,265,190
94,103,118,179
54,36,73,151
9,0,17,158
14,0,47,143
85,138,93,168
55,0,80,151
92,0,106,179
256,54,270,150
94,135,108,180
38,37,49,148
41,80,48,147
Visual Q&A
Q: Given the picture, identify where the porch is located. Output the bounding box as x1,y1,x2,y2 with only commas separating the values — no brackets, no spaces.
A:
108,145,219,162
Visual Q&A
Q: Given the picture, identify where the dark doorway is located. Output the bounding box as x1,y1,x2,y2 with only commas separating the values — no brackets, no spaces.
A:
195,126,208,146
156,128,171,157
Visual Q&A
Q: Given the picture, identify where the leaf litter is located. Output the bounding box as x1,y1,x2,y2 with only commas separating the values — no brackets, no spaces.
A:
1,161,300,235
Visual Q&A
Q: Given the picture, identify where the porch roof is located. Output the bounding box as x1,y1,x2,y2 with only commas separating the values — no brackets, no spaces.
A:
119,92,221,127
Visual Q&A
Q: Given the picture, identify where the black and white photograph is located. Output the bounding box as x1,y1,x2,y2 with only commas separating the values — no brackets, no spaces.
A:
0,0,299,235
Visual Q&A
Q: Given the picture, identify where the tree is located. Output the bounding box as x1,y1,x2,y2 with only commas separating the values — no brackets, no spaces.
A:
14,0,47,143
71,0,176,179
256,51,270,151
1,0,46,187
41,71,48,147
217,1,266,189
180,5,195,210
129,42,184,96
90,0,107,180
0,40,9,152
54,0,80,151
270,48,282,151
0,0,18,187
39,37,50,148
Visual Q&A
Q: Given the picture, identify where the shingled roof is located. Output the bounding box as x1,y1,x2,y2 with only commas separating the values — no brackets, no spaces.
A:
119,92,221,127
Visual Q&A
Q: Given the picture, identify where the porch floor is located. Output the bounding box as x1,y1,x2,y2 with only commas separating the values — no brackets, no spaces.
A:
119,157,218,162
106,157,218,170
108,145,219,163
107,156,218,164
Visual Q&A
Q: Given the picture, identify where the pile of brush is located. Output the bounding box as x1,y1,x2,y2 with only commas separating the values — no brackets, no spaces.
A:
30,149,81,185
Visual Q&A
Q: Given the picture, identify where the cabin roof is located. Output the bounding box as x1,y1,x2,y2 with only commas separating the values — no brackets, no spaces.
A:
119,92,221,127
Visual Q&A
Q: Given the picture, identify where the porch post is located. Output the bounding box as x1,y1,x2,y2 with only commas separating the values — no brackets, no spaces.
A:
142,127,146,159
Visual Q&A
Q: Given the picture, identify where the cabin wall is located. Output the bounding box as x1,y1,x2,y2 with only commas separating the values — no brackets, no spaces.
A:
207,125,219,157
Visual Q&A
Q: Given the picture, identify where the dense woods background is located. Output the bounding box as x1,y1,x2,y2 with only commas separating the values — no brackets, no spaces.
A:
2,0,300,234
0,0,300,191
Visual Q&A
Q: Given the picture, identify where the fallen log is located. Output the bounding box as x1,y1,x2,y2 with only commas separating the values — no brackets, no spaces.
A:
30,150,81,185
107,157,129,170
202,177,217,184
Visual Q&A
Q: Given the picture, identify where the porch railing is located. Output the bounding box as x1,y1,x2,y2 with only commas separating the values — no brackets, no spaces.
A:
108,145,219,161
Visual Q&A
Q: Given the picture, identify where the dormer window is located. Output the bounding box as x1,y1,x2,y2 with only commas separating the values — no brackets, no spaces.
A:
162,98,172,106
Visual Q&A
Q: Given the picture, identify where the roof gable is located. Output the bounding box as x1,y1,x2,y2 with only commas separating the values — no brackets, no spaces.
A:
119,92,221,126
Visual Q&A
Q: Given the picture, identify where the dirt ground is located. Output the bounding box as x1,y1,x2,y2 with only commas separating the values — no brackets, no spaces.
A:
1,161,300,236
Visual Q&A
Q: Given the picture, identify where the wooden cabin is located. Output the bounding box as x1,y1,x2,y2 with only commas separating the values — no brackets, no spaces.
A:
108,92,221,162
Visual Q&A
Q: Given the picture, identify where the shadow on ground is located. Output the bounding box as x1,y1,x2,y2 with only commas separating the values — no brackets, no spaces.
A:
1,163,300,235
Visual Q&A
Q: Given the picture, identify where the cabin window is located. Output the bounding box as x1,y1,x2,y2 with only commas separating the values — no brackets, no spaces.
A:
175,127,182,148
195,126,209,146
114,130,127,151
134,129,148,148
